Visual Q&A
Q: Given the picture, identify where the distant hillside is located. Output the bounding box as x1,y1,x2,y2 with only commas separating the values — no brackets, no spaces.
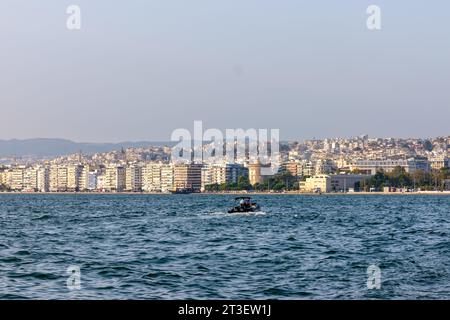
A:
0,139,174,158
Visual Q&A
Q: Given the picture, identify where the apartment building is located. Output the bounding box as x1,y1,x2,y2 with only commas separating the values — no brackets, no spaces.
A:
49,165,59,192
201,163,248,190
23,166,39,191
57,166,68,192
67,165,83,191
303,174,370,193
87,171,98,190
314,159,337,175
125,164,143,192
174,163,202,191
143,163,163,192
104,165,126,192
37,167,50,192
10,167,25,191
298,160,314,177
160,164,174,192
0,169,5,186
303,175,331,193
48,165,69,192
283,161,300,176
79,165,90,191
430,157,449,170
201,165,212,191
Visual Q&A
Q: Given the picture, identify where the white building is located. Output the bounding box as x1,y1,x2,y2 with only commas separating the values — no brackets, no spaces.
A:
303,174,370,193
160,164,174,192
352,159,429,174
201,163,247,191
126,164,143,192
104,165,126,192
37,167,50,192
143,163,163,192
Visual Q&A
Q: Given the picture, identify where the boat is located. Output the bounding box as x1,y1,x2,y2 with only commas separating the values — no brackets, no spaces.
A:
169,188,195,194
228,197,261,213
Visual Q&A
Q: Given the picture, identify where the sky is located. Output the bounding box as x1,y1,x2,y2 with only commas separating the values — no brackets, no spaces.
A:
0,1,449,142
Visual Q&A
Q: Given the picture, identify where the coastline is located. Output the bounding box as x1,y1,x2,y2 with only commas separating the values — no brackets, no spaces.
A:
0,191,449,195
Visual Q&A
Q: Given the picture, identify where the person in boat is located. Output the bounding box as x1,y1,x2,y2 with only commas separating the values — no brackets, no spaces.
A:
229,197,259,213
241,198,251,209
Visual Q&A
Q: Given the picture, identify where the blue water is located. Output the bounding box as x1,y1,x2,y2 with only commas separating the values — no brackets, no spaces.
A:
0,194,449,299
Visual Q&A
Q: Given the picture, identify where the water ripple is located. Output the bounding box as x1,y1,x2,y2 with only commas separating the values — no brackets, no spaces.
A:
0,194,449,299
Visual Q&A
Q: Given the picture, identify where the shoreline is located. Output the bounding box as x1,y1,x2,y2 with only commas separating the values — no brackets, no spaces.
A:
0,191,449,196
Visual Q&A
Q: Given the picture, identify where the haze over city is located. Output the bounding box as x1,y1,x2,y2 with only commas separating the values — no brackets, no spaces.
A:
1,0,449,142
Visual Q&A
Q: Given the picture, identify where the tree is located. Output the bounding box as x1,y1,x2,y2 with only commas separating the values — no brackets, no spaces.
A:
388,166,412,188
205,183,219,192
366,170,389,189
237,176,252,190
0,184,11,192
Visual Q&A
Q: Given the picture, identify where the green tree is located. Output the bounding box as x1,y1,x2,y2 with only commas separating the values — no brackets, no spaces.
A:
366,170,389,189
237,175,252,190
388,166,412,188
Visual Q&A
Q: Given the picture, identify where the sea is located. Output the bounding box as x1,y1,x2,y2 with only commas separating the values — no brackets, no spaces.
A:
0,194,449,299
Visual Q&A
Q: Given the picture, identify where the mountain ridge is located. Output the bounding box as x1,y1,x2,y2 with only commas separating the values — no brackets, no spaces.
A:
0,138,174,158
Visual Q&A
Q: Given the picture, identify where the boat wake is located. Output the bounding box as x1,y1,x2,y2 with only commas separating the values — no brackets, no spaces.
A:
209,211,268,217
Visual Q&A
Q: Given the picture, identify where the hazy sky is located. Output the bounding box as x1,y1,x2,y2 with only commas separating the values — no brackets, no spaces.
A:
1,1,449,142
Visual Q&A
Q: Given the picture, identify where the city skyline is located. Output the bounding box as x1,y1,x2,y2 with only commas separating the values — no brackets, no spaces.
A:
1,134,448,193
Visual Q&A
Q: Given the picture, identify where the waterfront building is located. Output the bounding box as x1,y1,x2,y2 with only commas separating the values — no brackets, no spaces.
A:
143,163,163,192
87,171,98,190
329,174,371,192
303,175,331,193
49,165,69,192
3,170,12,188
201,163,248,190
104,165,126,192
67,165,83,191
57,166,68,192
79,165,90,191
125,164,143,192
37,167,50,192
200,165,212,192
96,174,105,191
303,174,370,193
0,170,5,186
79,166,100,191
49,165,59,192
174,163,202,191
160,164,174,192
24,166,39,192
212,163,247,185
10,167,25,191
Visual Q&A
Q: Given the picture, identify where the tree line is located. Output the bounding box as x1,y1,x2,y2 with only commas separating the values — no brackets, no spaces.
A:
362,167,449,191
205,166,450,192
204,172,299,192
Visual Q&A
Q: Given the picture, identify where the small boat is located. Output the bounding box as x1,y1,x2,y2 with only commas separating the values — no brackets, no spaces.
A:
169,188,195,194
228,197,261,213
